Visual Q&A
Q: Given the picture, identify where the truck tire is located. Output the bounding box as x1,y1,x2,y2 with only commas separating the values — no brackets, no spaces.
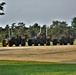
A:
64,43,67,45
40,41,44,46
53,39,57,45
70,40,74,45
34,40,38,46
28,39,33,46
34,43,38,46
21,43,25,46
14,39,19,46
40,43,44,46
21,40,25,46
28,43,32,46
59,40,63,45
9,40,13,47
46,42,50,46
53,42,57,45
2,40,7,47
15,43,19,46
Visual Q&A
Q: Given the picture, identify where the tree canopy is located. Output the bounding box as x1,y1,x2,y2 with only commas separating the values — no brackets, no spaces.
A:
0,2,6,15
0,17,76,42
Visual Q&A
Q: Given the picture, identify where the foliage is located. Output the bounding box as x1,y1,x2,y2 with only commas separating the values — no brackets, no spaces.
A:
0,17,76,41
74,39,76,45
49,21,68,38
0,60,76,75
71,17,76,37
0,2,6,15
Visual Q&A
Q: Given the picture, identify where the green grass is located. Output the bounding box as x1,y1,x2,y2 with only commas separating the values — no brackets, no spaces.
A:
0,43,2,47
0,60,76,75
74,39,76,45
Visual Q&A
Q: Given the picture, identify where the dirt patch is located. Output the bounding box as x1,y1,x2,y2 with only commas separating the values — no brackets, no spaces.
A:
0,45,76,63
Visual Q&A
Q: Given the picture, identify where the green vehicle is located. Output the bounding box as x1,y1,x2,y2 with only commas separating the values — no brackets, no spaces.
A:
2,35,27,47
28,33,52,46
52,34,75,45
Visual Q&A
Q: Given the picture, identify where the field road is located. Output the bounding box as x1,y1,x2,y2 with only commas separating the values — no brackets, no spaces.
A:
0,45,76,63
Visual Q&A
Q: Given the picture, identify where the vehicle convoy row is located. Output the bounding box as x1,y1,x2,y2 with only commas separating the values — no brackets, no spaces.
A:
2,33,75,47
2,25,75,47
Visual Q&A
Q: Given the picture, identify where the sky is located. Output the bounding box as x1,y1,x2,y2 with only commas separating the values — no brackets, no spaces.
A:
0,0,76,27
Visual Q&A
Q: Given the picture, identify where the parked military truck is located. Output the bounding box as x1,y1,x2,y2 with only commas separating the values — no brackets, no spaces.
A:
2,35,27,47
28,25,52,46
28,32,52,46
2,24,75,46
52,34,75,45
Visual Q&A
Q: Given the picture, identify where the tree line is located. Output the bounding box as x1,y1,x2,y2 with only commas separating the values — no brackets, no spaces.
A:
0,17,76,42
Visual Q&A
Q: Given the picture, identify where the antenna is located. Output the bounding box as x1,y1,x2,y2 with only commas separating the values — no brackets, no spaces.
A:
40,26,41,33
46,25,47,36
9,28,11,39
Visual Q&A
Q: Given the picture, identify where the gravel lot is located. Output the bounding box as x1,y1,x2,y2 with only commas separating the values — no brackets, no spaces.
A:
0,45,76,63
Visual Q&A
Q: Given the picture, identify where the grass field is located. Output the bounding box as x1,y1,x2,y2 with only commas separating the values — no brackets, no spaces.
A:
0,60,76,75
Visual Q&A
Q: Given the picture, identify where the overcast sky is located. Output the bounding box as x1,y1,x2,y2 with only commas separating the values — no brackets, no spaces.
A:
0,0,76,27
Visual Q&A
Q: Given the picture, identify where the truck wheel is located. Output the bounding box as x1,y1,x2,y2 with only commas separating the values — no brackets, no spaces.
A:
53,39,57,45
70,41,74,45
2,40,7,47
40,43,44,46
21,42,25,46
53,41,57,45
14,39,19,46
34,41,38,46
9,40,13,47
53,42,57,45
28,43,32,46
64,42,67,45
34,44,38,46
59,41,63,45
59,43,63,45
34,43,38,46
46,42,50,46
28,39,33,46
15,43,19,46
9,43,13,47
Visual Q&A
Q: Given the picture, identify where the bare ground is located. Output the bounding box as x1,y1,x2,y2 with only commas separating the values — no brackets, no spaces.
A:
0,45,76,63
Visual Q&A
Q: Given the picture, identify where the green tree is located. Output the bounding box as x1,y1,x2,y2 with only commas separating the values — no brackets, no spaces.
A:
0,2,6,15
71,17,76,28
29,23,40,37
11,23,16,36
5,24,10,38
71,17,76,37
13,22,26,35
49,21,68,38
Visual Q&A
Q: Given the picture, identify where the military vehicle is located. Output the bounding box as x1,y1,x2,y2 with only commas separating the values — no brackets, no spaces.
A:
28,33,52,46
2,35,27,47
52,34,75,45
2,24,75,47
28,25,52,46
